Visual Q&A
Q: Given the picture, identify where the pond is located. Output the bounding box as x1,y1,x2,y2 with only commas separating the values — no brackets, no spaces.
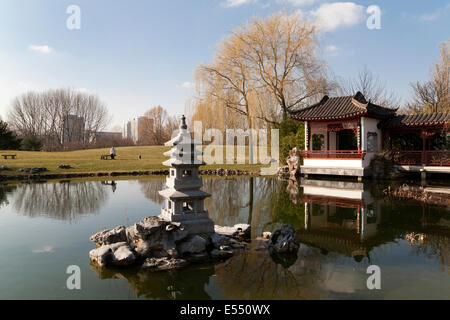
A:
0,177,449,300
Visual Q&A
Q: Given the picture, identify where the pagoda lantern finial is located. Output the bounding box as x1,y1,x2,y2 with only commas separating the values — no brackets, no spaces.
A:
180,115,187,130
158,115,214,235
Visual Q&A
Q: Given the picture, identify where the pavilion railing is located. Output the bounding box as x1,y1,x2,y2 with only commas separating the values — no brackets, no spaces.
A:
393,151,423,165
425,151,450,166
301,150,366,160
393,151,450,166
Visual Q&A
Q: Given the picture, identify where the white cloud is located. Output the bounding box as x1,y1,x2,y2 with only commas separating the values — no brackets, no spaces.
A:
325,45,338,51
278,0,316,7
28,44,53,54
419,5,449,22
325,44,339,55
310,2,365,32
181,81,194,89
223,0,257,8
419,12,439,21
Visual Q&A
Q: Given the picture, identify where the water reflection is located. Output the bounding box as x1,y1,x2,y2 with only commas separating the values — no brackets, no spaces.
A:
210,178,449,299
90,263,215,300
0,177,448,299
101,181,117,193
0,184,16,209
11,181,109,221
138,179,166,204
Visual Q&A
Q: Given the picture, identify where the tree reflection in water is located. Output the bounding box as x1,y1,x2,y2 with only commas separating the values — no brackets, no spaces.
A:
91,263,215,300
0,184,16,209
212,242,335,299
138,179,166,204
84,177,449,299
12,181,108,221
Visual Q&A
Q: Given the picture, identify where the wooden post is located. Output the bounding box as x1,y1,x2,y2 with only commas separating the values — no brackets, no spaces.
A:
327,131,330,158
422,133,426,165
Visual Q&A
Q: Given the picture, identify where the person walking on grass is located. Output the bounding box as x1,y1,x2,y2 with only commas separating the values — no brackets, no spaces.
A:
110,146,116,160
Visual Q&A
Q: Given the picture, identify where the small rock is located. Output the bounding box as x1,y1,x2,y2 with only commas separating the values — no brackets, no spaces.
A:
142,257,188,271
89,242,136,267
89,246,114,267
269,224,299,254
177,235,206,256
214,224,251,239
262,232,272,240
210,233,230,248
90,226,127,246
112,245,136,266
210,248,234,260
127,216,169,240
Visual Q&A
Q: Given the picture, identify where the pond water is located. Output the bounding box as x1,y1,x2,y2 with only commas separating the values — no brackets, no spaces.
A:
0,177,448,300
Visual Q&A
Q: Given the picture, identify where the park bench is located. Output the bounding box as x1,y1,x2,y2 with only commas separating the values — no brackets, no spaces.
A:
2,154,16,160
100,154,113,160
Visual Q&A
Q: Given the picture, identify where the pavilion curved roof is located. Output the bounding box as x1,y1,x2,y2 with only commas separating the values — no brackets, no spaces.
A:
290,92,396,121
378,112,450,129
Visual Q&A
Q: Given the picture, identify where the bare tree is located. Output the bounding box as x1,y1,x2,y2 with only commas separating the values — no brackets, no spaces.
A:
340,66,400,108
143,105,178,145
7,88,110,150
406,40,449,114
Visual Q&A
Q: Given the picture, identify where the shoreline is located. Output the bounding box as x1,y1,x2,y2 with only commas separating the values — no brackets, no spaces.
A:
0,168,262,182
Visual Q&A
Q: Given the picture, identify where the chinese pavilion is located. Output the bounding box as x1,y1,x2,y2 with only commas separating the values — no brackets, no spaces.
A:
291,92,449,179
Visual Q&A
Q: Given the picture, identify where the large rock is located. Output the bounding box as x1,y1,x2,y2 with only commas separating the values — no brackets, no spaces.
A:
268,224,299,254
177,235,206,256
210,233,230,248
214,224,251,240
142,257,188,271
127,217,189,259
127,217,169,240
89,242,136,267
89,245,114,267
90,226,127,246
113,245,136,266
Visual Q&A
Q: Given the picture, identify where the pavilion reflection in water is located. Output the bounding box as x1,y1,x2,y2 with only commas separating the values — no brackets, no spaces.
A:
300,178,382,262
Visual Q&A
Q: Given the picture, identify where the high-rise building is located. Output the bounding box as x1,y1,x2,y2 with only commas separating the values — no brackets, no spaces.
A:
122,121,131,140
61,114,85,144
129,116,154,144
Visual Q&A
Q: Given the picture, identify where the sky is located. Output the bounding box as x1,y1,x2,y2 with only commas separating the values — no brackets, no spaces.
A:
0,0,449,130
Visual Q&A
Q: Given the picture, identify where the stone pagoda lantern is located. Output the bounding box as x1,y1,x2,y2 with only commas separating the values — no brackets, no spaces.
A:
158,115,214,235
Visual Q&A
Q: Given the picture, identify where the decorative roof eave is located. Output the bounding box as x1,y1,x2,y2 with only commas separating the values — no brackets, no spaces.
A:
379,123,448,129
158,188,211,200
290,92,395,122
291,111,367,122
162,159,206,167
378,113,450,129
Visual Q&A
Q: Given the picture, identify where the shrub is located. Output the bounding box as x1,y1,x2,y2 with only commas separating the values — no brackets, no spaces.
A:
20,135,43,151
0,120,21,150
276,119,304,164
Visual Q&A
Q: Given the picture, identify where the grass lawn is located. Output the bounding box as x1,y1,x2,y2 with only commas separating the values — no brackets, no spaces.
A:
0,146,268,175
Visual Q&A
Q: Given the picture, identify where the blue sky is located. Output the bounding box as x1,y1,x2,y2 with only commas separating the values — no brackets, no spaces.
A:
0,0,448,129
